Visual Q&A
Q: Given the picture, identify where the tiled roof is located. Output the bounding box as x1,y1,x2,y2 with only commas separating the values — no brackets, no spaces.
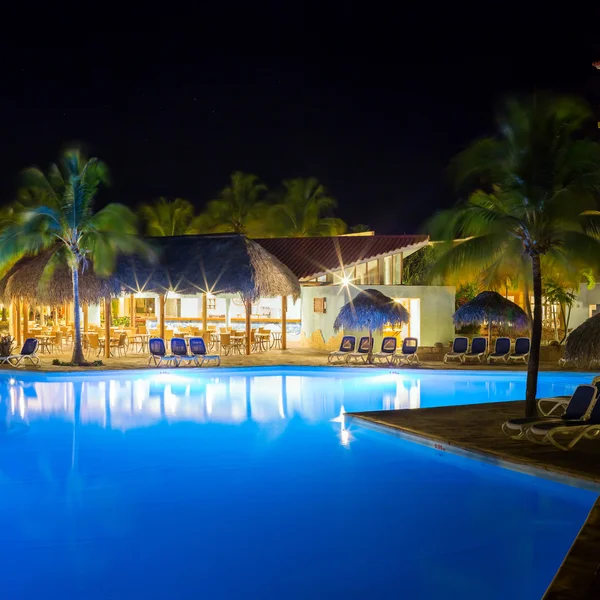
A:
254,235,429,280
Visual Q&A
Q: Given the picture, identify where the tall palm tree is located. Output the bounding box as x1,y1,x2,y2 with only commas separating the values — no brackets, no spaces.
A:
201,171,268,235
0,148,146,365
139,197,207,236
267,177,347,237
430,94,600,415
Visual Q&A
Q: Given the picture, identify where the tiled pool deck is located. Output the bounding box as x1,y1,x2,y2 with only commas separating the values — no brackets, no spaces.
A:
349,402,600,599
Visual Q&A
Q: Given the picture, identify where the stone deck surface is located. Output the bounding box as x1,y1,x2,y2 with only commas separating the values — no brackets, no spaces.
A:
350,402,600,600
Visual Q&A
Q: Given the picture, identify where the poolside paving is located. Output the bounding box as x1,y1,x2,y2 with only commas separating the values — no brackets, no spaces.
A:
0,345,578,372
349,403,600,600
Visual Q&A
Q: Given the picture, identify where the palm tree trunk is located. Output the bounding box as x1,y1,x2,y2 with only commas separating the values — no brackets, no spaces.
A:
71,265,86,365
368,328,373,363
526,255,543,417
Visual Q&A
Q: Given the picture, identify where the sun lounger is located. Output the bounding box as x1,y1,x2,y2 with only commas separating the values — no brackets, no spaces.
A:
189,337,220,366
462,337,487,363
537,377,600,416
171,337,200,366
328,336,356,364
148,338,179,367
372,337,397,364
525,394,600,450
444,337,468,364
487,337,511,364
345,336,373,364
391,337,420,366
507,337,530,364
6,338,40,367
502,384,597,439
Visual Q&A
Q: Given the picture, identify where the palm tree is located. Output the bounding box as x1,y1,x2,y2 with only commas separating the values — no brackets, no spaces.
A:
0,148,145,365
201,171,268,236
267,177,347,237
139,197,207,236
430,94,600,416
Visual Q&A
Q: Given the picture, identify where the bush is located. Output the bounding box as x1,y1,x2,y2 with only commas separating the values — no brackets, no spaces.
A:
52,359,104,367
113,316,130,327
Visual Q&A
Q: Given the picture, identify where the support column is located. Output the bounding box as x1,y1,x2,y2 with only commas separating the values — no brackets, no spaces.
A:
159,294,166,339
245,299,251,355
15,300,21,346
104,297,111,358
130,294,135,329
225,297,231,329
202,293,208,332
64,302,69,325
8,303,14,339
281,296,287,350
22,302,28,339
83,304,89,333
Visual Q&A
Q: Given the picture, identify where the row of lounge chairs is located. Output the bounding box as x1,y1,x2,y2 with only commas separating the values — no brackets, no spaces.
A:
148,337,220,367
328,336,419,366
444,337,531,365
502,377,600,450
0,339,40,367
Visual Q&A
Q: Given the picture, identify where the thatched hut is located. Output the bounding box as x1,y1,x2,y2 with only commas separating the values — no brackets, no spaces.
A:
0,248,121,307
564,313,600,367
114,234,300,301
334,288,410,361
453,291,529,346
113,234,300,354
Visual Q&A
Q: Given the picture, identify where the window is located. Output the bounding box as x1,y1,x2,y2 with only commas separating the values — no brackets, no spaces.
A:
355,263,367,284
313,298,327,313
165,298,181,318
383,256,393,285
393,254,403,284
367,260,379,284
135,298,156,316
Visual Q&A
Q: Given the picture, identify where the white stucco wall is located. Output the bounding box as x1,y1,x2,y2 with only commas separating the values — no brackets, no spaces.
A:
300,284,455,349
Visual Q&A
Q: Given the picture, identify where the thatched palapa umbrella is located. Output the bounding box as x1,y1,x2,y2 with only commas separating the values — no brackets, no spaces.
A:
453,291,529,347
564,313,600,367
334,288,410,362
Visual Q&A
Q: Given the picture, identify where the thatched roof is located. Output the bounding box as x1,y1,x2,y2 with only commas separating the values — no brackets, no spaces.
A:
453,291,529,329
565,313,600,366
334,288,410,332
113,234,300,301
0,248,121,306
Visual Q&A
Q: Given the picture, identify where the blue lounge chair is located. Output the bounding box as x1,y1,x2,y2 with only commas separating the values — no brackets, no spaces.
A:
444,337,468,364
391,337,420,366
487,337,511,364
328,336,356,364
536,375,600,416
508,337,530,364
345,336,373,364
372,337,397,364
525,392,600,450
502,384,597,439
189,337,220,366
6,338,40,367
148,338,179,367
171,337,200,367
462,337,487,363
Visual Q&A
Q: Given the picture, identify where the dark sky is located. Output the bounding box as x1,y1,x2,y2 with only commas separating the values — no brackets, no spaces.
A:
1,9,599,234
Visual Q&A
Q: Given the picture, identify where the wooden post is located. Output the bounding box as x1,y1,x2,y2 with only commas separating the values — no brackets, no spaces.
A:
159,294,166,339
245,299,251,355
281,296,287,350
22,302,29,339
202,293,208,333
15,300,21,346
130,294,135,329
83,303,89,333
104,297,111,358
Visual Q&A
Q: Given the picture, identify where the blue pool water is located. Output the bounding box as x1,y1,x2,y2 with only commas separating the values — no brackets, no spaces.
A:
0,367,597,599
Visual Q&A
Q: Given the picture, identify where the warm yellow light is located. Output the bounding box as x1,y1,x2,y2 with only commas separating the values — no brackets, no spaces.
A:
341,275,351,286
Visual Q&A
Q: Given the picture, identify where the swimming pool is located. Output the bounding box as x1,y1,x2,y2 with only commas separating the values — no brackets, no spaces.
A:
0,367,597,599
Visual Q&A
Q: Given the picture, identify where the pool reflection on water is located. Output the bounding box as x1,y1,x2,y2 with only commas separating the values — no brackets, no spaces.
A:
0,368,597,599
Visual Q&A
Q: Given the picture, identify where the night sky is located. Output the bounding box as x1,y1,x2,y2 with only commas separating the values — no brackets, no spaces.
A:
1,12,599,234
